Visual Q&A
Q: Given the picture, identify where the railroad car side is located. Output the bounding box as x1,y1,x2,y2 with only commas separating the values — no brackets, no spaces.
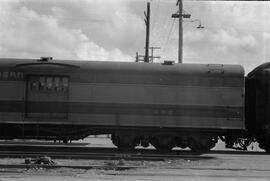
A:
246,63,270,152
66,62,245,151
68,63,244,130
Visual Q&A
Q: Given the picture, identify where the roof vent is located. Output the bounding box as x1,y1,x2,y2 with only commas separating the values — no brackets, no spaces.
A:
162,60,175,65
38,57,53,62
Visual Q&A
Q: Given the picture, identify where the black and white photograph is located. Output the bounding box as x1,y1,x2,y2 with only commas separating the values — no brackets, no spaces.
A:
0,0,269,180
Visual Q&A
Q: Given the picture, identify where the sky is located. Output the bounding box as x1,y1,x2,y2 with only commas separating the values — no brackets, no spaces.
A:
0,0,269,73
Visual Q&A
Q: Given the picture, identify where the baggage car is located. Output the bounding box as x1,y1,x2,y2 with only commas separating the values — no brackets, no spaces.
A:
0,57,246,152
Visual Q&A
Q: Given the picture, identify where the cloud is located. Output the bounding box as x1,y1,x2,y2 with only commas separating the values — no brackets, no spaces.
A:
184,31,204,42
178,1,269,73
0,2,133,61
264,32,270,40
182,27,262,73
263,32,270,61
184,28,259,56
211,29,258,52
0,0,269,72
49,0,145,56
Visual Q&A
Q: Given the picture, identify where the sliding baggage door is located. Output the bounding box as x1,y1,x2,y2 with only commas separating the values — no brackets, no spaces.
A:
26,75,69,119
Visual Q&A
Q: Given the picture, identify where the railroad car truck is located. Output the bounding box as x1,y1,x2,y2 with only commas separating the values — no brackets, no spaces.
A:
0,57,247,152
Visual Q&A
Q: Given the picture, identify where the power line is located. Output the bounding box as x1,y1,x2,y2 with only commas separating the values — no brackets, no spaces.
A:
150,2,174,47
162,18,176,54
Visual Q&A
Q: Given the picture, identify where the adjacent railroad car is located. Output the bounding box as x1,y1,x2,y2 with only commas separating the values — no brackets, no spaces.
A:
0,57,245,152
246,62,270,152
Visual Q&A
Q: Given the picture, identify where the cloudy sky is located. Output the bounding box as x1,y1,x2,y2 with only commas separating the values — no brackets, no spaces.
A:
0,0,269,72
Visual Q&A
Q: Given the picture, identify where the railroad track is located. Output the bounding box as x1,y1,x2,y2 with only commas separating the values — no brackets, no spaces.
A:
0,143,218,163
0,145,212,171
0,143,266,155
0,163,145,170
0,144,269,178
0,143,267,162
0,144,269,179
2,163,270,172
0,149,213,161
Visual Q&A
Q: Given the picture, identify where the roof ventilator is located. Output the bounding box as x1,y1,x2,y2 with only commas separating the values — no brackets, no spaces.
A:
38,57,53,62
162,60,175,65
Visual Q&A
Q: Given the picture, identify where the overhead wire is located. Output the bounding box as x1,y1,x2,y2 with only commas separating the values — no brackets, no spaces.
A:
182,9,190,15
152,1,174,56
161,18,176,55
155,1,176,53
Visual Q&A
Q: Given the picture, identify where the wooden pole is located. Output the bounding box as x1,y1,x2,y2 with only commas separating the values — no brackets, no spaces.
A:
144,2,150,63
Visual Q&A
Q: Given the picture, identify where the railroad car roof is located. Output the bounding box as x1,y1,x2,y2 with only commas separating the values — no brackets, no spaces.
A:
247,62,270,77
0,58,244,77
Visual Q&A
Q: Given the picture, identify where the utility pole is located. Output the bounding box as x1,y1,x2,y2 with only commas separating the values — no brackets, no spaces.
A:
178,0,182,63
136,2,161,63
144,2,150,63
172,0,190,63
136,47,160,63
135,52,139,62
136,52,146,62
149,46,161,63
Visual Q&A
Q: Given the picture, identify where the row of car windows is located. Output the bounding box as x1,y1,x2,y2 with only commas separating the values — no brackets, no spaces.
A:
0,72,69,92
30,76,69,92
0,71,24,80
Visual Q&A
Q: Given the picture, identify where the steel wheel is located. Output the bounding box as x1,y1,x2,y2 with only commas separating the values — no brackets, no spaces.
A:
188,136,217,153
150,135,175,153
111,133,138,150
